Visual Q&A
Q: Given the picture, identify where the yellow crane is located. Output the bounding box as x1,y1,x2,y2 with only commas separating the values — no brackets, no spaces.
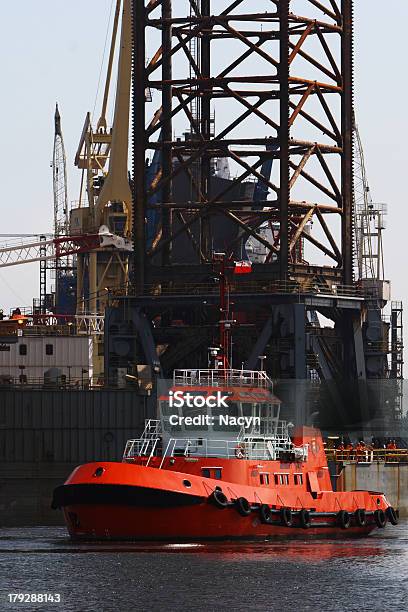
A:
70,0,133,377
72,0,132,317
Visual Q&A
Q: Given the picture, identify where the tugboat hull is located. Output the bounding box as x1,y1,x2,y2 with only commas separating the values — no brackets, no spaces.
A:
53,461,391,540
61,502,376,541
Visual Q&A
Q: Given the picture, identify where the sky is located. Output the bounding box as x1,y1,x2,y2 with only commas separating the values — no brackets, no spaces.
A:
0,1,406,357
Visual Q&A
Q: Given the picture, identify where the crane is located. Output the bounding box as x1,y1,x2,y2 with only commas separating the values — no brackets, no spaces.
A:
0,228,132,268
49,104,72,313
353,115,386,281
74,0,133,315
53,104,69,237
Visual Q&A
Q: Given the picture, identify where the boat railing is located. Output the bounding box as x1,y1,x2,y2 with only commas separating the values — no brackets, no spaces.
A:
158,434,305,465
173,368,272,388
123,418,308,465
237,420,289,441
123,419,162,466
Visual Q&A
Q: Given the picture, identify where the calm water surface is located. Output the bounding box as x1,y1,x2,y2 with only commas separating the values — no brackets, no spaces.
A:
0,525,407,611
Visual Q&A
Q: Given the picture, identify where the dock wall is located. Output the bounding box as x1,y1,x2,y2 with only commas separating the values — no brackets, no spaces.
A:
2,389,407,525
339,462,408,516
0,389,151,526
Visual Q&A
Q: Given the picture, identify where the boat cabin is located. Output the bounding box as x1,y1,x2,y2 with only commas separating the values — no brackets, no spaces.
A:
124,369,308,464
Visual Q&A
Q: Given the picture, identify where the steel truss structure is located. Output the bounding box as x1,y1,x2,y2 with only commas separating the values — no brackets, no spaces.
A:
0,232,131,268
104,0,402,427
53,105,69,239
132,0,354,290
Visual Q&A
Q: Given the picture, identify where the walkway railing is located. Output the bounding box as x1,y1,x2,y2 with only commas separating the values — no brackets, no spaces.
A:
109,279,364,300
141,280,362,298
173,368,272,388
326,448,408,463
158,435,297,465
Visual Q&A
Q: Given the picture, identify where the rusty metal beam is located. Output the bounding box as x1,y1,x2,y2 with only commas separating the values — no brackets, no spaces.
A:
161,0,173,267
279,0,290,280
134,0,354,288
131,0,146,292
341,0,355,284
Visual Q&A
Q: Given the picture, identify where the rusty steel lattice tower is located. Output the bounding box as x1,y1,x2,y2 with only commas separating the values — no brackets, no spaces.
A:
105,0,388,427
131,0,354,290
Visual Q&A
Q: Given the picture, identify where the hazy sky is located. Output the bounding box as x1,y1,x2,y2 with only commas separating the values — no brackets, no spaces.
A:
0,1,406,356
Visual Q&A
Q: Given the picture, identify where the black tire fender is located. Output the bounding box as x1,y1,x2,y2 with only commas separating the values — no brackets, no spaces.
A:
299,509,311,529
354,508,366,527
386,507,398,526
374,508,386,528
280,507,293,527
259,504,272,524
210,489,228,509
337,510,351,529
235,497,252,517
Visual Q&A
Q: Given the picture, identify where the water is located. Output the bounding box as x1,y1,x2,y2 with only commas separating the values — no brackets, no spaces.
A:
0,526,407,611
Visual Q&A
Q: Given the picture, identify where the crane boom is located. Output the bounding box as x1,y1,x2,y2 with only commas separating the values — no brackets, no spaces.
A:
0,229,132,269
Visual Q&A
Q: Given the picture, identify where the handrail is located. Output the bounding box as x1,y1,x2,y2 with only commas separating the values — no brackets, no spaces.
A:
173,368,273,388
109,279,365,299
156,435,303,462
141,280,362,298
125,432,302,464
325,448,408,463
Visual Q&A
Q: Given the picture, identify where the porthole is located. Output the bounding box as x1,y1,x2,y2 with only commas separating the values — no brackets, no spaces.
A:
183,479,192,488
93,467,105,478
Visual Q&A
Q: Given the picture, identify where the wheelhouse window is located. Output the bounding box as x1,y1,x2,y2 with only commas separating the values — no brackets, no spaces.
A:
160,400,174,416
212,402,240,432
242,403,252,417
182,404,208,431
160,400,182,432
201,467,222,480
274,473,290,485
260,473,270,485
294,473,304,486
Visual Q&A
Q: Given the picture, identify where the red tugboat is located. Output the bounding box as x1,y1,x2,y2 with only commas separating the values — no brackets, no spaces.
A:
52,366,398,540
53,258,399,539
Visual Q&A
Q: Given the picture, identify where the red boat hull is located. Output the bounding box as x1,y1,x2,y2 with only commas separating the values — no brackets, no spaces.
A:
62,502,375,540
54,459,391,540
